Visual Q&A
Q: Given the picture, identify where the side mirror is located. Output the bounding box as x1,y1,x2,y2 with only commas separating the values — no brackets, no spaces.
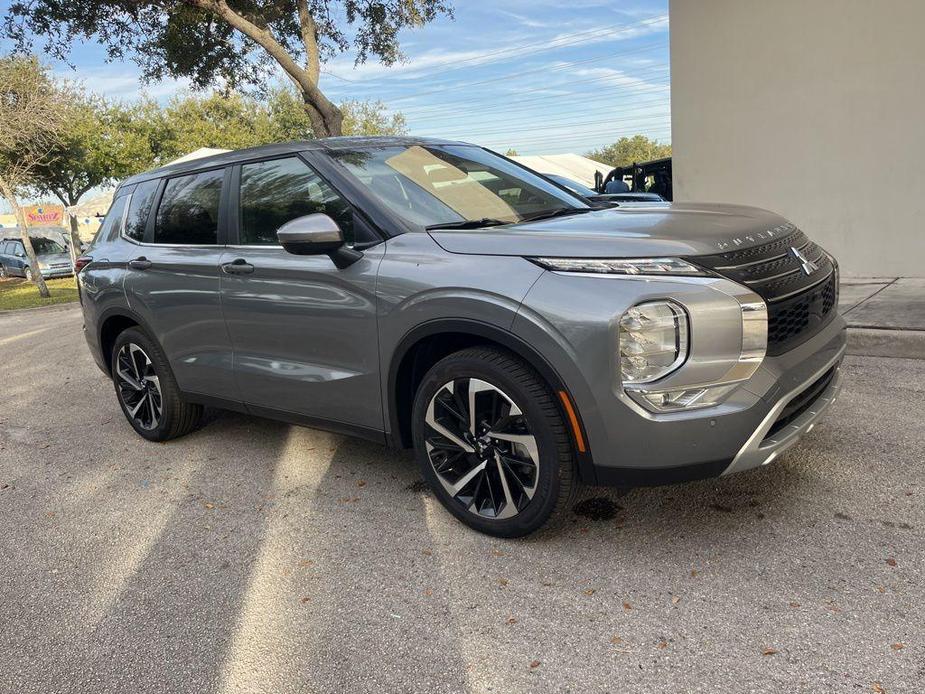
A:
276,213,362,269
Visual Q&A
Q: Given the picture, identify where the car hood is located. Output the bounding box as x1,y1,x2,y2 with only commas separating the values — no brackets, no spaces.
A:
428,203,795,258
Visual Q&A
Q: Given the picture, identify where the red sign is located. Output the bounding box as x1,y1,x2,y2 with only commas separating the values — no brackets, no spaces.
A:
24,204,64,227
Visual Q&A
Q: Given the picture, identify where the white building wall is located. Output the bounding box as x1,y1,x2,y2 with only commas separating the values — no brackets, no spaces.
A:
670,0,925,276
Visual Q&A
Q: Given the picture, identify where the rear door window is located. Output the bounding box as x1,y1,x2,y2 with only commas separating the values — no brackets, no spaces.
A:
154,169,224,245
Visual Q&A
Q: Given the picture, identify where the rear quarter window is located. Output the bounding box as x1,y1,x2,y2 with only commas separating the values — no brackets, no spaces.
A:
124,179,160,241
92,194,129,246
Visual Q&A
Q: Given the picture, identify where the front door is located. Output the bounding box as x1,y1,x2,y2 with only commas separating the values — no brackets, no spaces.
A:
219,156,384,433
122,168,238,401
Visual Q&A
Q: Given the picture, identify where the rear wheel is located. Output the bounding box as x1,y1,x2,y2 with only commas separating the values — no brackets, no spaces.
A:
111,327,203,442
24,267,32,282
412,347,578,537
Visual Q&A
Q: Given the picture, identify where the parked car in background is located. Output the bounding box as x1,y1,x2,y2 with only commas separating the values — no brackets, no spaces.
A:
77,137,845,537
542,173,665,204
0,233,74,280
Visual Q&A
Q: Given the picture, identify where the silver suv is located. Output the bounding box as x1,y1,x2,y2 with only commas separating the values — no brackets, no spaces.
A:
77,137,845,536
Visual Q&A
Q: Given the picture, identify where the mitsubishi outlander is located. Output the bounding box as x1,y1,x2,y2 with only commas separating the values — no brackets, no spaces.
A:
76,137,845,536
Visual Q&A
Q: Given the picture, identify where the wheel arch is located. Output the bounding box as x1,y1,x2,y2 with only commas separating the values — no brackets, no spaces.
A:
386,318,595,481
96,307,155,376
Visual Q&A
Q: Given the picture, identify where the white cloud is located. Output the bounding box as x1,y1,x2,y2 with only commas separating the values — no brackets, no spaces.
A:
53,66,190,102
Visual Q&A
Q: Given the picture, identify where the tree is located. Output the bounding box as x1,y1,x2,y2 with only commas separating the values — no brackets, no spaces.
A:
505,148,519,157
0,55,73,298
153,89,406,159
5,0,452,137
265,89,406,140
586,135,672,168
29,92,163,259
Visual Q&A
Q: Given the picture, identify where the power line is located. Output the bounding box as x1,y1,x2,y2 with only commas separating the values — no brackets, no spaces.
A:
396,68,669,123
467,124,672,150
330,41,669,105
421,100,671,139
322,14,668,88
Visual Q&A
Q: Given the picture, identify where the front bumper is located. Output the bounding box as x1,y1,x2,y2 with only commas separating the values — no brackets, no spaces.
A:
40,267,74,278
722,351,843,476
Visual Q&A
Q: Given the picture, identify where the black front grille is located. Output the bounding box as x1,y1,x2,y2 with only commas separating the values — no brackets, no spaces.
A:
764,365,837,440
692,229,839,356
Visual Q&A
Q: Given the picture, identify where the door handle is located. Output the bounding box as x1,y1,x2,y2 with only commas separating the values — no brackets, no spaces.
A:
128,257,152,270
222,258,255,275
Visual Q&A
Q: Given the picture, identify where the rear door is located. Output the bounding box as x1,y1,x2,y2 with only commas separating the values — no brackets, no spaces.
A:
123,168,238,402
219,154,384,433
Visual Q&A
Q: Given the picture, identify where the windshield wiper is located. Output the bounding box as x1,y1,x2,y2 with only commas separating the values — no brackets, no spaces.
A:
520,207,595,223
426,218,511,230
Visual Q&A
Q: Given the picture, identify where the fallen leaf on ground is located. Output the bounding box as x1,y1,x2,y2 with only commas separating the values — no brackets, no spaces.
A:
300,597,311,604
421,549,432,556
623,602,632,610
690,569,698,578
671,596,681,605
611,635,623,645
886,558,897,567
872,683,885,693
583,588,595,596
357,480,366,487
789,602,800,608
507,616,517,625
762,647,778,656
657,640,668,649
498,578,509,587
204,503,215,510
529,660,541,669
891,642,904,650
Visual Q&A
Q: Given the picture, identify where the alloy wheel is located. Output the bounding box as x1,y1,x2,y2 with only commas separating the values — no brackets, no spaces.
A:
424,378,539,520
115,343,163,431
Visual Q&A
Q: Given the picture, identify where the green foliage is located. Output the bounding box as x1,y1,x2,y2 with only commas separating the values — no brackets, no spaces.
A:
586,135,672,168
27,81,408,208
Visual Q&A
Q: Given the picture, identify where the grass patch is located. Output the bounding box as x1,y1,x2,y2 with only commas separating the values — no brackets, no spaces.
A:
0,277,78,311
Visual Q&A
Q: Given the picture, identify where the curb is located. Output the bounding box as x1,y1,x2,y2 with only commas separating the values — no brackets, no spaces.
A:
847,327,925,360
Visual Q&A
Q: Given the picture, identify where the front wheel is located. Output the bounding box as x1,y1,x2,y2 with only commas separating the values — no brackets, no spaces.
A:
0,265,6,279
412,347,578,537
24,267,32,282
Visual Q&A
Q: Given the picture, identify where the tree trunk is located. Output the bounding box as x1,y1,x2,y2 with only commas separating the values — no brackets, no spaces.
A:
65,210,81,271
301,93,343,137
0,178,50,297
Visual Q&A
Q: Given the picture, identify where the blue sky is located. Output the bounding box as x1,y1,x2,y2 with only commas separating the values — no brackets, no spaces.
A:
1,0,670,156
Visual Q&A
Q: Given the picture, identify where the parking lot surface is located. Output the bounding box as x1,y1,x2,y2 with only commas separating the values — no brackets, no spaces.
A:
1,306,922,693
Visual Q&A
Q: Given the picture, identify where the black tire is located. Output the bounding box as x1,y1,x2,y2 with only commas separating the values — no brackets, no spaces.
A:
24,267,32,282
111,327,203,442
412,346,578,537
0,265,6,279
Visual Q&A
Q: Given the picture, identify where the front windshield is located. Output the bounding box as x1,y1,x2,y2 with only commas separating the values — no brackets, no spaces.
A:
331,144,588,229
31,237,66,254
547,174,597,197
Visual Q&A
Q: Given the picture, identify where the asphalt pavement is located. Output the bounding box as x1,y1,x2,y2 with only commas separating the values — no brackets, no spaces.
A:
1,305,922,693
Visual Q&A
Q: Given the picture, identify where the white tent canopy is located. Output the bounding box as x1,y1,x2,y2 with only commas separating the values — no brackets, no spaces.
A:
510,154,609,187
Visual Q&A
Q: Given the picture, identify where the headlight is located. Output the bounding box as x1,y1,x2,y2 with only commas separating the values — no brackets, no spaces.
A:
531,257,708,276
619,300,689,384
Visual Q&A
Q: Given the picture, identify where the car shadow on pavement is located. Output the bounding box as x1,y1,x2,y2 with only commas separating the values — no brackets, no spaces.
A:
32,410,292,693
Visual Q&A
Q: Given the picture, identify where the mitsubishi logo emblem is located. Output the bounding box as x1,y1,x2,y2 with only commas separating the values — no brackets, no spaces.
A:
790,246,819,275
